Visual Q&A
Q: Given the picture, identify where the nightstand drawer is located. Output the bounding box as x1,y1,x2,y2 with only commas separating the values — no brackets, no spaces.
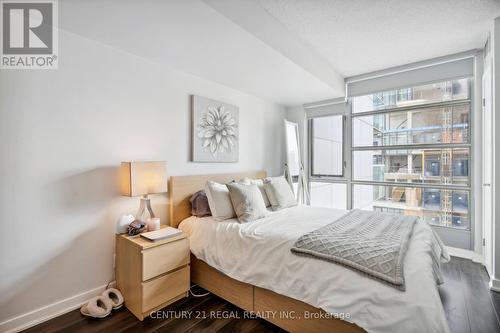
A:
142,265,190,311
142,238,189,281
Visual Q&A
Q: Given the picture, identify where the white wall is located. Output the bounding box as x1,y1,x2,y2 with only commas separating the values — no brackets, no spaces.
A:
0,29,284,329
490,17,500,291
473,52,484,257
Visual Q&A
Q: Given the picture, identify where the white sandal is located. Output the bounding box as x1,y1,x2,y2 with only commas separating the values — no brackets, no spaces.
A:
80,296,113,318
102,288,124,310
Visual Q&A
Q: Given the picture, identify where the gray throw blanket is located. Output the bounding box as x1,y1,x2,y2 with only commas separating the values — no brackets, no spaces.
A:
291,210,417,290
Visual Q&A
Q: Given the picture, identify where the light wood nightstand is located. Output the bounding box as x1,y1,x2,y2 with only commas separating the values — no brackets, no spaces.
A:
115,229,190,321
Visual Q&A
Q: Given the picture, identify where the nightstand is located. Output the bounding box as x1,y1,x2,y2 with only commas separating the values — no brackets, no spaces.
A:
115,228,190,321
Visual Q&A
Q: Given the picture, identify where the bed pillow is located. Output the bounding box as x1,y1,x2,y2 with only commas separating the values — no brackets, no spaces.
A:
227,182,268,222
263,176,297,210
189,190,212,217
241,177,271,207
204,181,236,220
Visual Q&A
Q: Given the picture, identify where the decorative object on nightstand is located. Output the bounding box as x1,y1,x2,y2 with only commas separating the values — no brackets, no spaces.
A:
146,217,161,231
115,227,190,321
116,214,135,234
120,161,167,223
127,220,147,236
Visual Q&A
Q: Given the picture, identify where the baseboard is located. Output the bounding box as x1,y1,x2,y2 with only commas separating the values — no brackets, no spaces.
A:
489,278,500,292
445,246,484,264
0,281,116,333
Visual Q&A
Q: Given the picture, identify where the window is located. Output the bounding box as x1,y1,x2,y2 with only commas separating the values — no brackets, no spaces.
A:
352,148,470,185
352,185,469,230
309,78,472,232
351,79,471,230
352,79,469,113
352,104,470,147
310,115,344,177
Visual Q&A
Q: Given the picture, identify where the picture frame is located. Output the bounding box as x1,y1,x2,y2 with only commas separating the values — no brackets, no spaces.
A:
191,95,239,163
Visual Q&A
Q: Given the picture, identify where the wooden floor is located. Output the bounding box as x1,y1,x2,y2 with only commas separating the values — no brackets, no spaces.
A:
24,257,500,333
439,257,500,333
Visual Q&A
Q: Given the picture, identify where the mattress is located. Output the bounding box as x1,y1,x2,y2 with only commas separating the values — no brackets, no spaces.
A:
179,205,450,333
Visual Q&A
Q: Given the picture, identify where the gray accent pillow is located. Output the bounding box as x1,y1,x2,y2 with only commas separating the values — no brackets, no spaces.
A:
190,190,212,217
241,177,271,207
227,183,268,223
263,176,297,210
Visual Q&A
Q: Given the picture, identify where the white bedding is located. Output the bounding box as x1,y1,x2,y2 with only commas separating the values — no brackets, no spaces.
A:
179,205,450,333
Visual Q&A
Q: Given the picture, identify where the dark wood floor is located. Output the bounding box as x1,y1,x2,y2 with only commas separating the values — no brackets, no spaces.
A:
439,257,500,333
24,257,500,333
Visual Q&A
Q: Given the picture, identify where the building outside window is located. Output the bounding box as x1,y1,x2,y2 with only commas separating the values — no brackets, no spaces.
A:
309,77,472,248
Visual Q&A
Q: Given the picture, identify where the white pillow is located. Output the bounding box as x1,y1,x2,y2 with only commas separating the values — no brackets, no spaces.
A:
263,176,297,211
241,177,271,207
204,181,236,220
227,183,268,222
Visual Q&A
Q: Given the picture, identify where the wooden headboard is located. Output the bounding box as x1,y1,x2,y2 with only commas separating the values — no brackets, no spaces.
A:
168,170,267,228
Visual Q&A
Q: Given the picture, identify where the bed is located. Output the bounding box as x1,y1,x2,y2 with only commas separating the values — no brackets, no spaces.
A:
168,171,450,333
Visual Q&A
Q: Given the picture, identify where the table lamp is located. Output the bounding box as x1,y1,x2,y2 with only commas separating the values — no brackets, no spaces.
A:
120,161,167,223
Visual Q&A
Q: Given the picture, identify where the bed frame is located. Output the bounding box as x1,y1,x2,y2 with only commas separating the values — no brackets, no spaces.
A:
169,171,365,333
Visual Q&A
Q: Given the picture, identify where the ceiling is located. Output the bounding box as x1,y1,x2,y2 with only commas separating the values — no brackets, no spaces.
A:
253,0,500,77
60,0,500,106
60,0,342,106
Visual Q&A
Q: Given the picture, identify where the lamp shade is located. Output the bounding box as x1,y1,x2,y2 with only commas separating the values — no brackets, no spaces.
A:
120,161,167,197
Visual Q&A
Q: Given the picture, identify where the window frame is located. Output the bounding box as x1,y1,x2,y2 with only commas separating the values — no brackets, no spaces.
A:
308,113,347,179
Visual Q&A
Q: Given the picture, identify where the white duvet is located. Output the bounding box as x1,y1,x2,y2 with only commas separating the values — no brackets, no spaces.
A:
179,205,450,333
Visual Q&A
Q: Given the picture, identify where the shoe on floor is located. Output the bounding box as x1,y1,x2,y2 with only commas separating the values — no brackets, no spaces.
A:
102,288,124,310
80,296,113,319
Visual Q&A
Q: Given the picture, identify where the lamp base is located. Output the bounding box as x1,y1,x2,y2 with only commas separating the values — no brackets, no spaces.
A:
136,195,155,223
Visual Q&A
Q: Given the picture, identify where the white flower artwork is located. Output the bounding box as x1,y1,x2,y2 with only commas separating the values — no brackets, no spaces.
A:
197,106,237,154
192,95,239,162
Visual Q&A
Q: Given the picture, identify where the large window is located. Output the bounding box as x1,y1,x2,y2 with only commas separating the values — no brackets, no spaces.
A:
309,78,472,232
